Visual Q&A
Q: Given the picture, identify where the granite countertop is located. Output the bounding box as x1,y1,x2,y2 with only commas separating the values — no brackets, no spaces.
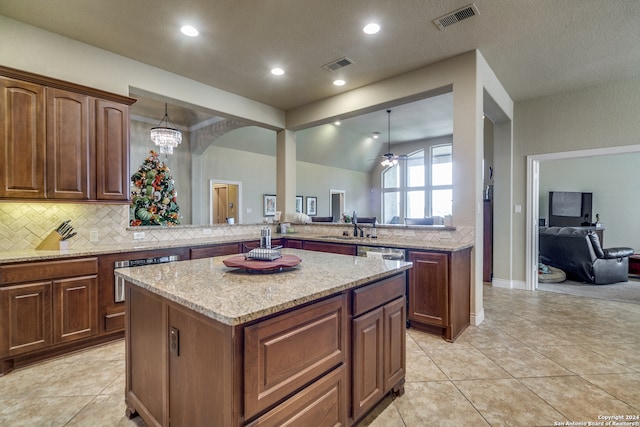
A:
115,248,412,326
0,233,472,264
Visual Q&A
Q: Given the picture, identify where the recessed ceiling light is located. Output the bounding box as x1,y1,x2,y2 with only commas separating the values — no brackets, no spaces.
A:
373,132,380,139
181,25,199,37
271,68,285,76
363,23,380,34
333,79,346,86
334,121,341,126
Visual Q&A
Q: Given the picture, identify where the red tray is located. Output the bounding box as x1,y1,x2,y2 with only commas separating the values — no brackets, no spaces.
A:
222,254,302,273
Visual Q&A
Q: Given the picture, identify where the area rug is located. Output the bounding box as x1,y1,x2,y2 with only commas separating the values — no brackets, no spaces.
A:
538,277,640,305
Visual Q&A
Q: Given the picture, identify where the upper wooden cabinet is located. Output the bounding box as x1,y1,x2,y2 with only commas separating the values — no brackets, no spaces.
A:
0,77,46,198
0,66,135,202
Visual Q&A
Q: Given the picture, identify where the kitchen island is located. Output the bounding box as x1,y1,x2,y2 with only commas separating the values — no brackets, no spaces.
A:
116,248,412,427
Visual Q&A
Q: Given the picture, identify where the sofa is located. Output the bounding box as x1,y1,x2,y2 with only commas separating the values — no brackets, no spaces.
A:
539,227,634,285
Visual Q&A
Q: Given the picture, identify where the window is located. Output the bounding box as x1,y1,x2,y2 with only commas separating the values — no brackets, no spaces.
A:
381,144,452,224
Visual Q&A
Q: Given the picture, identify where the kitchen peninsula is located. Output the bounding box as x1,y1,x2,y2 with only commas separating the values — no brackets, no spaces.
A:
116,248,412,427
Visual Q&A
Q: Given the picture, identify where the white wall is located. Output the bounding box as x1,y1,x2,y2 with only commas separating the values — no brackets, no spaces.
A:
296,162,370,219
539,154,640,251
513,76,640,281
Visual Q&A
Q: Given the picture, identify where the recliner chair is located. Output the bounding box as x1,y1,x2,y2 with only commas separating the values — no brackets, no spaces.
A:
539,227,634,285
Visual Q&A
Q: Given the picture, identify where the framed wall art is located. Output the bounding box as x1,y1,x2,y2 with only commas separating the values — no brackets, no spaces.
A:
296,196,303,213
263,194,277,216
306,196,317,216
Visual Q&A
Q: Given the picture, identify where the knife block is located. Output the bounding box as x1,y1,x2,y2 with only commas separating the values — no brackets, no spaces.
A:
36,231,68,250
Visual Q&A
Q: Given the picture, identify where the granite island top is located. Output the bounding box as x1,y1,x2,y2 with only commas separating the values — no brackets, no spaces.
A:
115,248,412,326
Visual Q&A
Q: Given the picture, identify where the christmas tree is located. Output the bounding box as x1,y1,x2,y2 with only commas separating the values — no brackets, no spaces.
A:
130,151,180,226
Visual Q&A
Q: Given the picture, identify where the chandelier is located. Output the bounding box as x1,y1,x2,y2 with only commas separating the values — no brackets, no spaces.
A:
380,109,398,167
150,103,182,155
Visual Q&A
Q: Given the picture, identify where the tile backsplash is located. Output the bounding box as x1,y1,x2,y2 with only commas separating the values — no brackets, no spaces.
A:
0,202,130,250
0,202,474,251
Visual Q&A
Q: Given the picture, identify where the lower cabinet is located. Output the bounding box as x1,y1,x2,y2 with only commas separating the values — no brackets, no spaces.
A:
0,257,98,374
407,248,471,341
351,275,406,421
125,273,407,427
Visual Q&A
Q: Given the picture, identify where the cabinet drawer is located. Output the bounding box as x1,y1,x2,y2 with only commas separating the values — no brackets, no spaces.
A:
0,257,98,285
244,294,347,419
190,243,240,259
246,364,346,427
352,274,405,317
302,241,356,256
104,311,125,332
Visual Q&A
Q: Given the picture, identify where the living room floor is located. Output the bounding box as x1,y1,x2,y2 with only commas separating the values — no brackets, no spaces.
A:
1,286,639,426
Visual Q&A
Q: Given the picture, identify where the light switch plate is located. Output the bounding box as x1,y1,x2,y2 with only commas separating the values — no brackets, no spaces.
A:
133,232,145,240
89,230,99,242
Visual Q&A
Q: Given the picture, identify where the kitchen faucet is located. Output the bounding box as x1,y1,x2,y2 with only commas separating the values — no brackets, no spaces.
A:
353,210,363,237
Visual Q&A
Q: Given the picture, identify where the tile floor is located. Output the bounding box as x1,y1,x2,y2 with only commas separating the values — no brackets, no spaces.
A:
1,285,639,426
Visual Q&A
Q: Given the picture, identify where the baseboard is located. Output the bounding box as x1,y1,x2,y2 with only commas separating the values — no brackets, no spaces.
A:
470,308,484,326
492,278,527,290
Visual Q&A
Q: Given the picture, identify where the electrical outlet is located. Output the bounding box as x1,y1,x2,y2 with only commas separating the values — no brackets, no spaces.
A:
246,208,252,213
202,228,213,235
133,231,145,240
89,230,99,242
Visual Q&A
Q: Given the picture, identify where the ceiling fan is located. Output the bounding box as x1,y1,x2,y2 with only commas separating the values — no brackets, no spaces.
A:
380,109,407,167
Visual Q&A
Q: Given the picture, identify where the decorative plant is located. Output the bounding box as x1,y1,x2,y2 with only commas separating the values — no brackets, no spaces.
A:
129,150,180,226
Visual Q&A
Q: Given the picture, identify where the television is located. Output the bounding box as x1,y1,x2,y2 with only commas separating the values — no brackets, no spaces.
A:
548,191,592,227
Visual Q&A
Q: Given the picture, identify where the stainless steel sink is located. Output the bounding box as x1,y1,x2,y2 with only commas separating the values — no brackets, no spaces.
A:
319,235,356,240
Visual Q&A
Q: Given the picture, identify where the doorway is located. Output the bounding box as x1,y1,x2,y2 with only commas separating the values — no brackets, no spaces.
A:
210,179,242,224
330,190,345,222
525,144,640,291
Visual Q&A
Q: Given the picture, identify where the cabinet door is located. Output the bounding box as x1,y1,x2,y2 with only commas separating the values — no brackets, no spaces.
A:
407,251,449,327
53,275,98,344
0,282,52,357
0,77,46,198
95,99,129,200
383,297,406,392
46,88,91,199
352,307,383,420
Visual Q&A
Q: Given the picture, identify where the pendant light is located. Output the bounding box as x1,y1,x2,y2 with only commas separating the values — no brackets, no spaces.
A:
150,103,182,155
380,109,398,167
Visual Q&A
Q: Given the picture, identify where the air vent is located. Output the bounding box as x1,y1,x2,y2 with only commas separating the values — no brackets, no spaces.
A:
322,57,354,72
433,3,479,30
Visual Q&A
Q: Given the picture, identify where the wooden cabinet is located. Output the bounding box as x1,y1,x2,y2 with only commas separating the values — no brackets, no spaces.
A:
351,274,406,422
0,66,135,202
95,99,130,200
284,239,303,249
483,199,493,282
0,257,98,374
0,76,46,198
0,282,52,357
302,240,357,256
407,249,471,341
190,243,240,259
46,88,91,199
124,271,405,426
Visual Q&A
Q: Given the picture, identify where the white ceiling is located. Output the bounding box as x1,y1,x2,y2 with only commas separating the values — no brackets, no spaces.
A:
2,0,639,170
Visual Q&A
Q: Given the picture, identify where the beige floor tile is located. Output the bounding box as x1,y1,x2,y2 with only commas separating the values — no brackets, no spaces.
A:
407,328,473,351
454,378,569,426
101,373,126,396
588,342,640,371
520,376,637,422
66,395,146,427
478,346,573,378
393,381,489,426
0,396,93,426
405,351,448,382
427,348,511,380
582,373,640,411
0,360,124,398
356,395,405,427
455,325,525,349
534,345,632,375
